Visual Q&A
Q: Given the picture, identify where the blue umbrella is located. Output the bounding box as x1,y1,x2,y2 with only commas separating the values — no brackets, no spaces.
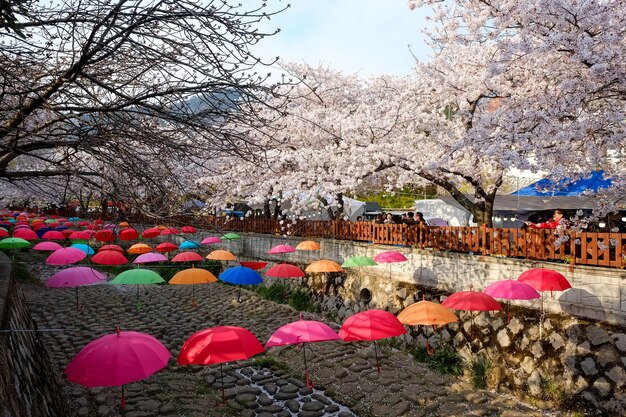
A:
71,243,95,255
68,217,80,221
219,266,263,302
179,240,201,250
55,225,69,230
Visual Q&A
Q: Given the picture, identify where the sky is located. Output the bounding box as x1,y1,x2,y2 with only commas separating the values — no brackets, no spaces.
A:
250,0,433,77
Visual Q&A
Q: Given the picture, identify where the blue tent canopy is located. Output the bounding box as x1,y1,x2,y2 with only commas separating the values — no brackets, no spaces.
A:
512,171,612,196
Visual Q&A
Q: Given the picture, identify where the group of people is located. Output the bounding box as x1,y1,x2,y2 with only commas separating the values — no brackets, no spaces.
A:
356,211,428,226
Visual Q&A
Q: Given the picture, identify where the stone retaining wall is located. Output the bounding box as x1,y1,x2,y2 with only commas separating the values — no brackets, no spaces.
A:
0,253,65,417
226,233,626,415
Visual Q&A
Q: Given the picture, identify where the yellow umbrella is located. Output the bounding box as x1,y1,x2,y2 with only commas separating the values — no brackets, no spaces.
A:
169,266,218,307
206,250,236,261
127,243,152,255
296,240,320,251
305,260,343,273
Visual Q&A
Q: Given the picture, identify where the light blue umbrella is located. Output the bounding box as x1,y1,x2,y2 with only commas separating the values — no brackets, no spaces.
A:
179,240,201,250
71,243,95,255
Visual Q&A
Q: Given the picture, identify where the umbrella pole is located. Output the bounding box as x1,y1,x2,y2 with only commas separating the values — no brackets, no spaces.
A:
303,343,313,389
75,286,80,312
374,340,381,374
192,285,197,308
220,363,225,403
237,288,242,303
136,285,141,311
121,384,126,410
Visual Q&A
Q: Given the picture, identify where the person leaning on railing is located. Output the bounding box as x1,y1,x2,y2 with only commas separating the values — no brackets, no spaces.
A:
525,209,567,229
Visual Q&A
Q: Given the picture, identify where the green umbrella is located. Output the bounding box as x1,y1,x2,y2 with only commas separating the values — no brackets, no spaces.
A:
342,256,377,268
0,237,31,250
221,233,241,241
110,269,165,310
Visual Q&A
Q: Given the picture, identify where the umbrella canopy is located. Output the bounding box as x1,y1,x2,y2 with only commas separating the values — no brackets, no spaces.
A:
155,242,178,253
339,310,406,342
133,252,168,264
266,320,340,347
221,233,241,241
206,250,236,261
0,229,8,237
397,300,459,326
296,240,320,251
442,291,502,312
181,226,197,234
170,267,218,285
95,230,116,243
99,244,124,253
71,243,96,255
0,237,31,249
239,261,268,271
110,269,165,285
46,248,87,265
118,221,130,228
91,250,128,266
484,280,540,300
268,244,295,254
119,228,139,241
128,243,152,255
65,329,170,406
13,229,39,240
341,256,377,268
160,227,179,235
517,268,572,292
373,251,408,263
179,240,201,250
42,230,65,240
305,260,343,273
265,263,305,278
219,266,262,285
178,326,264,365
142,228,161,238
171,251,203,263
69,231,92,240
33,241,63,252
46,267,107,288
200,236,221,245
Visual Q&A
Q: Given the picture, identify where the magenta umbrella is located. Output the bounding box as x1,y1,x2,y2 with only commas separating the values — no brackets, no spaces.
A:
373,250,408,279
46,267,107,310
266,317,340,388
46,247,87,265
33,241,63,252
133,252,169,264
268,244,296,254
338,310,406,373
484,280,540,322
65,328,170,410
200,236,221,245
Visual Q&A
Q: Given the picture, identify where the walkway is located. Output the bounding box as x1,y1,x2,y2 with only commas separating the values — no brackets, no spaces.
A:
20,264,565,417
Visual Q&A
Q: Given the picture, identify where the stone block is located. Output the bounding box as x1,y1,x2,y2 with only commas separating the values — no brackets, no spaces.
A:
531,341,543,359
593,377,612,398
596,344,619,368
548,332,565,351
527,370,542,396
520,356,535,375
607,366,626,388
586,325,610,346
497,329,510,348
581,357,598,376
613,333,626,352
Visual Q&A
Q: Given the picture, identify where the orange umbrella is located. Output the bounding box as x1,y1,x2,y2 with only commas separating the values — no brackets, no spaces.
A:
296,240,320,251
169,266,218,307
118,221,130,228
128,243,152,255
206,250,236,261
398,300,458,355
305,260,343,273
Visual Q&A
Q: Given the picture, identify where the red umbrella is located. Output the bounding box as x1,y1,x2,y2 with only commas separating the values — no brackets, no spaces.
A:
99,244,124,253
442,291,502,312
160,227,179,235
91,250,128,265
13,229,38,240
181,226,197,233
338,310,406,373
266,317,340,388
77,221,90,227
178,326,264,402
119,228,139,241
61,229,76,238
66,328,170,410
239,261,268,271
142,228,161,238
42,230,65,241
156,242,178,253
69,231,91,240
0,229,8,238
517,268,571,293
95,230,116,243
265,263,305,278
171,251,203,263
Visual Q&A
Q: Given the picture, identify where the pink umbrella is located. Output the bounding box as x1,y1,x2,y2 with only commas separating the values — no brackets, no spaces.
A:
46,247,87,266
268,244,296,254
99,244,124,253
133,252,169,264
171,251,203,263
65,329,170,410
42,230,65,241
266,317,340,388
373,250,408,279
33,241,63,252
338,310,406,373
181,226,197,233
46,267,107,310
13,229,39,240
69,230,91,240
484,280,540,322
201,236,221,245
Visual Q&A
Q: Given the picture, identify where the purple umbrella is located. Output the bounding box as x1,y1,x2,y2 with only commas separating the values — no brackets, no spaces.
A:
46,267,107,310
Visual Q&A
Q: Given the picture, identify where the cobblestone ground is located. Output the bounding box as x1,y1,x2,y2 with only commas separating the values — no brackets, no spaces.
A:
19,258,567,417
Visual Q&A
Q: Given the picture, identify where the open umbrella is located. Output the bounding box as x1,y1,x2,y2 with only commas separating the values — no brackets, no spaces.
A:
373,251,408,279
339,310,406,373
33,241,63,252
119,228,139,241
0,237,31,250
398,299,459,354
179,240,201,250
221,233,241,241
141,228,161,239
268,244,295,254
206,250,236,261
155,242,178,253
0,229,8,238
127,243,152,255
201,236,221,245
171,251,204,263
518,268,572,332
442,291,501,339
99,244,124,253
219,266,262,302
181,226,197,233
266,317,340,388
65,329,170,410
111,269,165,310
69,231,91,240
484,280,540,322
305,260,343,273
13,229,38,240
296,240,320,251
46,247,87,266
341,256,377,268
71,243,96,255
265,263,305,278
41,230,65,241
133,252,168,264
95,230,116,243
239,261,268,271
170,266,218,307
178,326,264,403
46,267,107,311
91,250,128,266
